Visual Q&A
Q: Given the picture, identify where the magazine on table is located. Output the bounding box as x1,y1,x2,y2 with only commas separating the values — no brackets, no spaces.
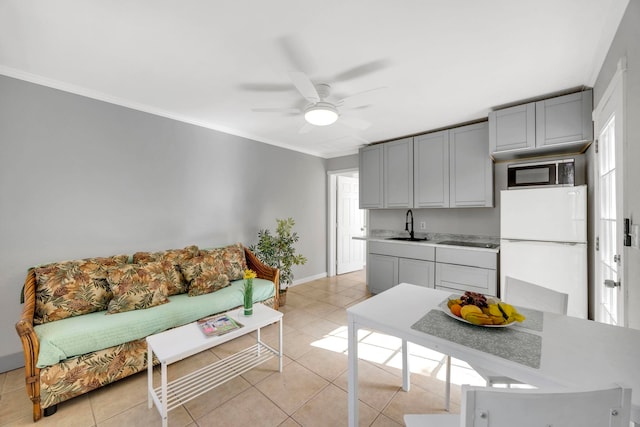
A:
197,314,243,337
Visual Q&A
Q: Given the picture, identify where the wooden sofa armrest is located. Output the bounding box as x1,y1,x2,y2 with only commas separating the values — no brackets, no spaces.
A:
15,268,43,421
244,247,280,309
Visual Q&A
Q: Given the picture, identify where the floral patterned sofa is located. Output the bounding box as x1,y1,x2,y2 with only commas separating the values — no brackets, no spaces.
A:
15,243,279,422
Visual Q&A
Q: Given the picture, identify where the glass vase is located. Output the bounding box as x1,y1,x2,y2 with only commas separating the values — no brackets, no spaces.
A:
243,279,253,316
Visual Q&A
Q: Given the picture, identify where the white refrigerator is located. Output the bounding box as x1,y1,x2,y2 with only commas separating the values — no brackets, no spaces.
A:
500,185,587,318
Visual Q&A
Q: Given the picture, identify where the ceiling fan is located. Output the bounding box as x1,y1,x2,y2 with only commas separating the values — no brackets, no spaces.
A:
245,35,390,132
251,70,386,131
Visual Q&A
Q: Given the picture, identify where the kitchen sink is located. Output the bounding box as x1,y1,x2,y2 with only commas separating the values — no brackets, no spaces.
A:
386,237,429,242
437,240,499,249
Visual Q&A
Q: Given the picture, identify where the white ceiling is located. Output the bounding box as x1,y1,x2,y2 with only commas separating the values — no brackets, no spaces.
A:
0,1,629,158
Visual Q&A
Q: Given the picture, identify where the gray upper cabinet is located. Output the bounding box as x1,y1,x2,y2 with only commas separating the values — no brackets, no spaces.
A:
536,91,593,147
360,123,493,210
450,122,493,207
413,122,492,208
414,130,449,208
490,90,593,159
383,137,414,208
359,144,384,209
488,103,535,152
359,137,413,209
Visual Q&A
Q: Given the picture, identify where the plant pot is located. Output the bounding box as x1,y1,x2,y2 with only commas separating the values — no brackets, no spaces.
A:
279,289,287,307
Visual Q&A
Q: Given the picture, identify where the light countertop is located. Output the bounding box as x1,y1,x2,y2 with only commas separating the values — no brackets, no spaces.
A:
354,231,500,253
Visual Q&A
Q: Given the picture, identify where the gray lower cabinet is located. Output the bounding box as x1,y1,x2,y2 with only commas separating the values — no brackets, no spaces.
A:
434,247,498,296
366,242,498,296
399,258,435,288
366,241,435,294
435,263,497,296
368,253,398,294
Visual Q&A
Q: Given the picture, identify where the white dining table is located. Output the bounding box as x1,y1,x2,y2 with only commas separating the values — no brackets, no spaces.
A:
347,283,640,427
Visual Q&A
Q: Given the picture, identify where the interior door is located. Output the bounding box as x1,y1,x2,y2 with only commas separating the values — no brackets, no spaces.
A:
594,62,625,326
337,175,365,274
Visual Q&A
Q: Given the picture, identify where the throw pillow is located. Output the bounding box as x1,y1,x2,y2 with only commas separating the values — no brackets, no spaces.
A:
188,273,230,297
200,243,247,281
33,255,129,324
182,252,231,296
105,262,171,314
131,245,199,295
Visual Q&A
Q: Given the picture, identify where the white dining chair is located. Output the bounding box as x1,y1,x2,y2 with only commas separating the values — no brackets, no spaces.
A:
474,276,569,387
404,384,632,427
501,276,569,316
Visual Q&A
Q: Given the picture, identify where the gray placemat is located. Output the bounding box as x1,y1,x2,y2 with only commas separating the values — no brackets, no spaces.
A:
518,307,543,332
411,310,542,368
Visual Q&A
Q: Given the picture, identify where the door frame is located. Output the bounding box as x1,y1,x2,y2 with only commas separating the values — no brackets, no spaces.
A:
327,168,367,277
592,57,627,325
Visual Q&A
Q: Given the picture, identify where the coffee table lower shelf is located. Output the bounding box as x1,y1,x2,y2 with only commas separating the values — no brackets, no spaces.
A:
149,343,277,413
146,304,283,427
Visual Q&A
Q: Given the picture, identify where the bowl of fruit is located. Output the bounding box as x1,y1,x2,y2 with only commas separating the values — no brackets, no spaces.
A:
441,291,526,327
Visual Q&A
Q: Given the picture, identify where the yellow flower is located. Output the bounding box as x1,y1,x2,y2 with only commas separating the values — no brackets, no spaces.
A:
244,269,257,280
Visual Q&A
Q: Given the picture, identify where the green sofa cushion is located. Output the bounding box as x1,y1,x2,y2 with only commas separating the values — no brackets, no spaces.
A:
34,278,275,368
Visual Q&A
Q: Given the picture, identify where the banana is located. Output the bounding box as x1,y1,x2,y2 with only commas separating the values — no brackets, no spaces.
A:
460,305,493,325
488,302,526,325
463,312,493,325
449,292,526,326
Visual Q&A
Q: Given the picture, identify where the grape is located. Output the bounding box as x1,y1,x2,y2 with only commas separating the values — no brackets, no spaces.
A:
459,291,488,308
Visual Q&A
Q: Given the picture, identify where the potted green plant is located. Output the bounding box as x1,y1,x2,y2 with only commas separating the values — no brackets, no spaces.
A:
250,218,307,306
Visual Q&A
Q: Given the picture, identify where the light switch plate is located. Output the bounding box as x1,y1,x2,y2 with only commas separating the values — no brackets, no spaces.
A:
632,224,640,249
419,221,426,230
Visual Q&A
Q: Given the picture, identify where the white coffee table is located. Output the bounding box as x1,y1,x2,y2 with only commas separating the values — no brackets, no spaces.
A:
147,303,283,427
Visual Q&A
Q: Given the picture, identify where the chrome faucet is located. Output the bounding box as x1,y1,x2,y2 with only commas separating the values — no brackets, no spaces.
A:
405,209,414,240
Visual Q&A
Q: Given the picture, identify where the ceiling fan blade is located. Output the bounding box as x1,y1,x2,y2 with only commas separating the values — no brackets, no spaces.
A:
332,59,391,82
252,107,301,113
278,35,317,74
343,104,373,111
289,71,320,103
298,122,315,134
336,87,388,107
340,117,371,130
239,83,294,92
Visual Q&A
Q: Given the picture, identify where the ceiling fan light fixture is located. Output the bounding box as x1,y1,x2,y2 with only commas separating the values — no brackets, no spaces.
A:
304,103,339,126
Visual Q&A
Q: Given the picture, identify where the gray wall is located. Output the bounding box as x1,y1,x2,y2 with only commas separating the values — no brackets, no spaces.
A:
326,153,358,171
0,76,327,371
591,0,640,328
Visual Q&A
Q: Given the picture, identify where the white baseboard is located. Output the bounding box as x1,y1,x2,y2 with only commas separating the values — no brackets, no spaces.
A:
290,272,327,287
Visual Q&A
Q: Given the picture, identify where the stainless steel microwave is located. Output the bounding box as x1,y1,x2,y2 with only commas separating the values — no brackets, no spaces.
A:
507,159,575,189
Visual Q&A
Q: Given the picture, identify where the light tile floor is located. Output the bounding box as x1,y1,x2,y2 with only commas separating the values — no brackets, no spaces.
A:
1,270,485,426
